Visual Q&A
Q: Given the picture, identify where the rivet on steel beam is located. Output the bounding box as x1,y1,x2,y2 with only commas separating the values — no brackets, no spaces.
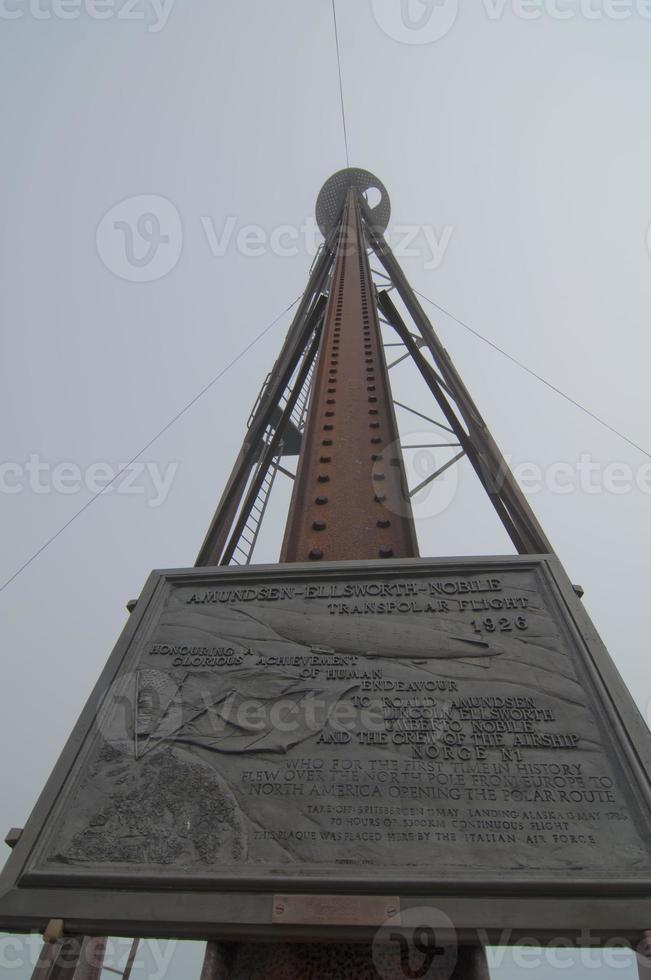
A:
322,439,333,446
375,494,387,503
373,473,386,481
309,549,324,560
315,496,328,505
317,475,330,483
312,521,326,531
379,547,394,558
320,456,332,463
377,519,391,529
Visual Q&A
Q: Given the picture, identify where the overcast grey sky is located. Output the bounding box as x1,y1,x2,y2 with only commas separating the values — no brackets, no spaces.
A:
1,1,649,977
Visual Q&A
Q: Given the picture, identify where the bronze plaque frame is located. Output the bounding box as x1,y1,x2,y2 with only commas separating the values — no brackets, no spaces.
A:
1,556,650,942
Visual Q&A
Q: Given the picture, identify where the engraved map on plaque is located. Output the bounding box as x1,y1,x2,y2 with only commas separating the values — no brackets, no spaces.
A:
13,559,651,891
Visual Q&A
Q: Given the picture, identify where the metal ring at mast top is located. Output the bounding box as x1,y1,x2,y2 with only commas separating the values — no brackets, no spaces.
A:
316,168,391,236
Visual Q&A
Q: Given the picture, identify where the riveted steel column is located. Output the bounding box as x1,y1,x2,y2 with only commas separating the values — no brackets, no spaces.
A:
281,190,418,562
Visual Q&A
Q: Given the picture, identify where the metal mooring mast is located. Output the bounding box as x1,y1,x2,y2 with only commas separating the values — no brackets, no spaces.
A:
197,168,552,570
3,170,651,980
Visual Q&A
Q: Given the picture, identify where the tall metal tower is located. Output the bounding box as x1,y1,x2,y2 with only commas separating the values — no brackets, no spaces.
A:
197,167,552,573
3,170,651,980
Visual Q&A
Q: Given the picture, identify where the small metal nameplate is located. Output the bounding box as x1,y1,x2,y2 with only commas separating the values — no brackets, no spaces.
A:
272,894,400,926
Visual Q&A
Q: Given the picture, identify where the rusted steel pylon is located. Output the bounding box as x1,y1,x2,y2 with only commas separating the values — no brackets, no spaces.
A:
197,168,552,571
281,188,418,562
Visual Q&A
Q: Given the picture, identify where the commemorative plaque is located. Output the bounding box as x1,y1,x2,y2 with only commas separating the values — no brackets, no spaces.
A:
1,556,650,941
